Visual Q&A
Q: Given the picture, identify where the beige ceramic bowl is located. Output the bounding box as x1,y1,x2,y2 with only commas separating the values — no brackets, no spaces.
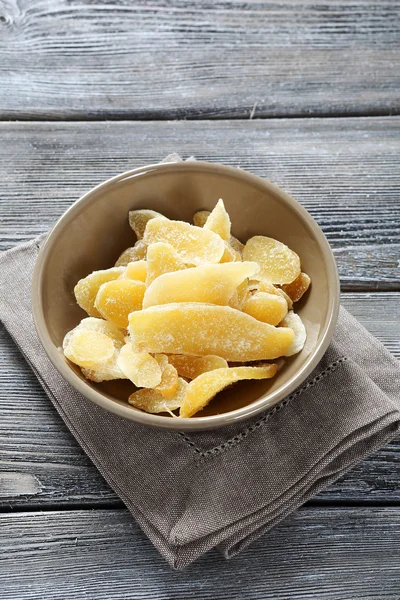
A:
32,161,340,430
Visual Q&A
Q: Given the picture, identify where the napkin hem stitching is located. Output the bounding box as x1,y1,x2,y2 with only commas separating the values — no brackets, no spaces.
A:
179,356,347,458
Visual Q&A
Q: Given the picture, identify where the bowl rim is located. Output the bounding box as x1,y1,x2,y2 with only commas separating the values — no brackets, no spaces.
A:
32,160,340,431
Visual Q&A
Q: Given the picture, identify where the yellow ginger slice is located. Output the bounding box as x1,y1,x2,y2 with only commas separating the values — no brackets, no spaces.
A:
276,288,293,310
146,242,186,286
242,291,288,326
117,343,162,387
243,236,300,285
143,217,225,266
168,355,228,380
154,353,168,370
193,210,210,227
193,208,243,255
129,303,294,361
74,267,125,318
81,363,124,382
76,317,125,347
180,365,278,418
95,279,146,328
236,279,249,309
63,329,114,369
220,242,238,263
128,209,166,239
282,272,311,303
251,277,294,309
154,355,179,399
228,290,240,309
280,311,307,356
193,208,243,256
121,260,147,283
230,235,244,255
251,278,277,295
115,240,147,267
129,377,187,414
203,199,231,241
70,317,126,382
142,262,260,309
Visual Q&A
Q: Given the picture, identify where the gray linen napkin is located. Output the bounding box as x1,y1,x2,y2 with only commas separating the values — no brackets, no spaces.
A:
1,219,399,570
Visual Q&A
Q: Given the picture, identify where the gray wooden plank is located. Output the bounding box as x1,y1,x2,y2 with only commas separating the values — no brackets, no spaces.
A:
0,292,399,508
1,507,399,599
0,118,399,288
0,0,398,120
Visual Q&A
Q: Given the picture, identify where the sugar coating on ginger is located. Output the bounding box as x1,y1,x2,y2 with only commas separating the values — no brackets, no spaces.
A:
95,279,146,328
203,199,231,241
128,377,187,414
243,236,300,285
143,261,260,309
128,303,294,362
129,209,166,239
74,267,125,318
168,354,228,380
146,242,186,286
144,217,225,266
117,344,162,388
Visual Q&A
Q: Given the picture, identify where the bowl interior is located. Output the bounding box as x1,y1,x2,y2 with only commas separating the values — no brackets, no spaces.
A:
36,162,338,425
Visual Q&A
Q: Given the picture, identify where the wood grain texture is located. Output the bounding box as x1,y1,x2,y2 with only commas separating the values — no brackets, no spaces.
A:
0,0,399,120
1,507,400,599
0,292,399,509
0,118,399,288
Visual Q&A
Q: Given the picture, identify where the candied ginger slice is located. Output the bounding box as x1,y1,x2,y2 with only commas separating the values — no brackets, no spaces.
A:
236,279,249,309
122,260,148,282
142,262,260,309
168,354,228,380
220,242,238,263
146,242,186,286
143,217,225,266
129,303,294,362
115,240,147,267
282,272,311,303
63,329,114,368
117,343,162,387
276,288,293,309
128,209,166,239
180,365,278,418
66,318,126,381
230,235,244,255
228,290,239,309
82,361,125,382
153,353,168,370
193,210,211,227
95,279,146,328
242,291,288,326
74,267,125,318
203,199,231,241
128,377,187,414
251,277,278,295
76,317,125,347
243,236,300,285
154,357,179,399
280,311,307,356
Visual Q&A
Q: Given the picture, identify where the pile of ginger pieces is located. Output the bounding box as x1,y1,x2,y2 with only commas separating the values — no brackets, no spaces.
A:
63,199,311,418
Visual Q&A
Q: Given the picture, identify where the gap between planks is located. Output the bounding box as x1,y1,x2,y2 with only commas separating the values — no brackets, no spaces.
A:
1,109,400,123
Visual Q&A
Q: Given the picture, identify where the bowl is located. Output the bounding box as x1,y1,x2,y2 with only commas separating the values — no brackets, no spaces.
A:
32,161,340,430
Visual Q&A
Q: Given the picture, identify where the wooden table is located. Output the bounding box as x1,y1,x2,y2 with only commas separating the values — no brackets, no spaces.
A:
1,2,399,598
